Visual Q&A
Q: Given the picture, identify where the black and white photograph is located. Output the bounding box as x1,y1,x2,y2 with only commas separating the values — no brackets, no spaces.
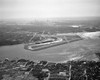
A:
0,0,100,80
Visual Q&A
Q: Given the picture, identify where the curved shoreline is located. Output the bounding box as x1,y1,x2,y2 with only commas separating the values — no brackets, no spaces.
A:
25,31,100,51
24,38,82,51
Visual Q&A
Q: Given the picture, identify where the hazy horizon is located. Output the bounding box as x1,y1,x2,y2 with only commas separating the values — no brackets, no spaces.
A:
0,0,100,20
0,16,100,21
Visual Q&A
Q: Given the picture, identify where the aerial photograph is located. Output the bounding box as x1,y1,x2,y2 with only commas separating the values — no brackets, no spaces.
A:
0,0,100,80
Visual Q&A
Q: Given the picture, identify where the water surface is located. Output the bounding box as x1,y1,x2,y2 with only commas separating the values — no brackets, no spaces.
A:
0,39,100,62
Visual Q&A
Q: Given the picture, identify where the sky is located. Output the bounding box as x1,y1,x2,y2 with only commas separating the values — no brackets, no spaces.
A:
0,0,100,19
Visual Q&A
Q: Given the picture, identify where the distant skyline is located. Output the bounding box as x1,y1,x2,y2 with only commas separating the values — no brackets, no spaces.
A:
0,0,100,20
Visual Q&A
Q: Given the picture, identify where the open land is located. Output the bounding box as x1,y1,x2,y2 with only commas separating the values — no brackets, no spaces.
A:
0,17,100,80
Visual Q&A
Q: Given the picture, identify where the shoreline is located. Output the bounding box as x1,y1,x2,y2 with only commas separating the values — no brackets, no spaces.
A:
24,38,82,51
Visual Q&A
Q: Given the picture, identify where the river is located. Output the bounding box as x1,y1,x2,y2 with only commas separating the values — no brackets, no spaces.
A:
0,39,100,62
